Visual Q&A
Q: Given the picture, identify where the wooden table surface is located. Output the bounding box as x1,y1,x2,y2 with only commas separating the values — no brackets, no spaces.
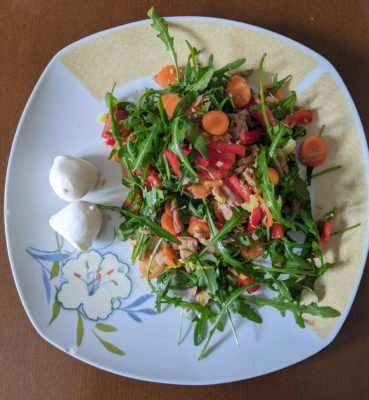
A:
1,1,369,399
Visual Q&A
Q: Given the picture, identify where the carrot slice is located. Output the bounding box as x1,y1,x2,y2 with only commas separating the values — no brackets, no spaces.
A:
240,245,264,260
162,93,181,119
267,167,279,185
226,75,251,108
299,135,327,167
138,252,166,279
254,194,273,228
188,216,210,239
160,212,176,236
264,83,284,100
202,110,229,136
161,246,178,267
157,65,180,88
189,183,212,199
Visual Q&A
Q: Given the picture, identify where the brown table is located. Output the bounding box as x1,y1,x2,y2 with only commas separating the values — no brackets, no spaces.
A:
1,1,369,399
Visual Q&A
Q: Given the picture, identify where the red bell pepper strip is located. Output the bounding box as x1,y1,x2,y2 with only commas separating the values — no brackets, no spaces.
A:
208,149,234,170
320,220,333,248
253,106,276,130
101,107,129,146
271,223,285,240
145,166,162,190
225,175,250,203
283,109,313,127
207,141,246,156
196,152,211,168
239,130,263,145
163,149,181,177
198,167,224,181
250,207,262,227
230,270,260,294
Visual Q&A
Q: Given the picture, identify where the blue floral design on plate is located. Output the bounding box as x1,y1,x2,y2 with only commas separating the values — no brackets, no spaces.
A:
26,234,157,356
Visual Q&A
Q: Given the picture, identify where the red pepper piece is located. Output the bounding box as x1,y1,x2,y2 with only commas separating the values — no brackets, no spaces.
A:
250,207,262,227
271,223,285,240
163,149,181,177
225,175,250,203
239,130,263,145
208,150,234,170
320,220,333,248
231,271,260,294
207,141,246,156
283,109,313,127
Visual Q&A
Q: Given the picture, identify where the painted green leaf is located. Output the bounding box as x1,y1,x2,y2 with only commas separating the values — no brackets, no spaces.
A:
50,261,59,280
77,310,84,347
48,297,61,325
95,323,117,333
92,330,125,356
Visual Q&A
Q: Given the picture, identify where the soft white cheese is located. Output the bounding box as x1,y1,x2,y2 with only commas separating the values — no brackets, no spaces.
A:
49,201,102,250
49,155,99,201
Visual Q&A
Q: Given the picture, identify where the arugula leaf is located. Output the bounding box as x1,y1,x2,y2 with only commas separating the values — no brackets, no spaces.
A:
172,91,197,118
268,123,290,159
105,92,123,151
201,208,248,254
245,296,341,321
187,68,214,92
169,269,198,290
194,268,218,293
147,7,179,78
132,122,161,170
232,300,262,323
194,318,207,346
265,75,291,95
213,58,246,77
185,120,208,158
203,200,246,269
198,286,246,360
170,117,198,177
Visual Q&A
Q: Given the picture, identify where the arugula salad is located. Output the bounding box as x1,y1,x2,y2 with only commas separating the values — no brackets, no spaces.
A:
98,8,342,359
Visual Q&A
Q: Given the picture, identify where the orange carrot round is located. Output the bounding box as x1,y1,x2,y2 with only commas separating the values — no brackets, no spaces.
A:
240,245,265,260
299,135,327,167
189,183,212,199
264,83,284,99
267,167,279,185
162,93,181,119
161,246,178,267
157,65,180,88
226,75,251,108
202,110,229,136
160,212,176,236
188,216,210,239
139,253,166,279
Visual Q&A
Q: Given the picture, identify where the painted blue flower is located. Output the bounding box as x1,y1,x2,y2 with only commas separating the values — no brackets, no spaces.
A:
58,250,131,320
